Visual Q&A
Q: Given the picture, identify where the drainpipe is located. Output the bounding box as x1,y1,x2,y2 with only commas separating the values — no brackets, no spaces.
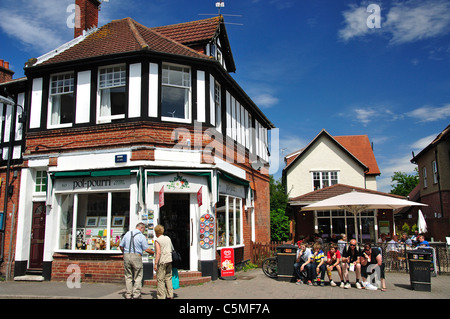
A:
434,147,444,218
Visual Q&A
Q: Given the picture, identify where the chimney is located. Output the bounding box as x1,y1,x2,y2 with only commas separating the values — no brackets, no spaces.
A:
74,0,101,38
0,60,14,84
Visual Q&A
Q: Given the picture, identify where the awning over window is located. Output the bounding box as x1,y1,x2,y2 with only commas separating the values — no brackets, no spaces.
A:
52,168,136,178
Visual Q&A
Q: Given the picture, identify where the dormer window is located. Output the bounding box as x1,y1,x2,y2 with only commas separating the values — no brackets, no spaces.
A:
97,64,126,123
161,63,191,123
48,72,74,128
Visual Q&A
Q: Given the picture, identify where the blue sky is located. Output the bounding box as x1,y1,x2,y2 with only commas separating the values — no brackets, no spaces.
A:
1,0,449,193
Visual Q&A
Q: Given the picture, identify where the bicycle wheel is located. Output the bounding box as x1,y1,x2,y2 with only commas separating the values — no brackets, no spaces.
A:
262,257,278,278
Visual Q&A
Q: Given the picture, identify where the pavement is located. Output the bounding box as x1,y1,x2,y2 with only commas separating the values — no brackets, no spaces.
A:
1,268,449,300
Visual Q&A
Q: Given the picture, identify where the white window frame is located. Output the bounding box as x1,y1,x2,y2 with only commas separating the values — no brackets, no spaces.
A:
423,166,428,188
161,63,192,123
97,64,127,123
312,171,339,190
214,80,222,130
57,191,131,252
432,160,438,184
48,72,75,129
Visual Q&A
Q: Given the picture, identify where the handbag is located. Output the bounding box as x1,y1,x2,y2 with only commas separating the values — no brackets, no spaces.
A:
172,268,180,290
171,244,182,267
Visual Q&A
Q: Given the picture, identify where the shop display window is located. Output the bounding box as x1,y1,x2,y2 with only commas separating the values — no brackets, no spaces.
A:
58,191,130,251
217,195,242,248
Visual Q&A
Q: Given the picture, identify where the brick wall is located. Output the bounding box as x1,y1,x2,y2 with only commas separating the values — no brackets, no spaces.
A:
74,0,100,38
28,121,271,276
51,253,124,283
0,169,22,279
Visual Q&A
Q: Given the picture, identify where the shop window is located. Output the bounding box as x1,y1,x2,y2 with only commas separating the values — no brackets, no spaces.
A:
48,72,74,128
35,171,48,193
58,191,130,251
217,195,242,247
98,65,127,123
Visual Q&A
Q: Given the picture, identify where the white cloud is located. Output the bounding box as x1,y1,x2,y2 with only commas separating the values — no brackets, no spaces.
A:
340,105,403,126
385,0,450,44
253,93,279,108
0,0,73,53
410,134,437,151
339,4,372,41
339,0,450,44
407,104,450,122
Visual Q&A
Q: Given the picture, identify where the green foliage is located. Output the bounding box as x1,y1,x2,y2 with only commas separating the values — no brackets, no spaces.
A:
269,175,289,212
269,176,290,242
390,169,419,197
270,208,290,242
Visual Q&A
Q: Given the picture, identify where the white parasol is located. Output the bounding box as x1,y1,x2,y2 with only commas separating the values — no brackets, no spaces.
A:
302,190,427,242
417,209,427,234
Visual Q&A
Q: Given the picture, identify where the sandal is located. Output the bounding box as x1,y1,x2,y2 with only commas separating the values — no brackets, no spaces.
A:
381,288,387,292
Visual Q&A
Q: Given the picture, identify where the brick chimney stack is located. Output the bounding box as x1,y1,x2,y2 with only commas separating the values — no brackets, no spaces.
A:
74,0,101,38
0,60,14,84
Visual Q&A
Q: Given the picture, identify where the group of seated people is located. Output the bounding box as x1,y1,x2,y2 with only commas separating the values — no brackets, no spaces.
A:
293,239,387,291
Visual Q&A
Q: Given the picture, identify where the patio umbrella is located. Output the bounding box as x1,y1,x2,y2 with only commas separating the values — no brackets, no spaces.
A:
417,209,427,234
301,190,427,242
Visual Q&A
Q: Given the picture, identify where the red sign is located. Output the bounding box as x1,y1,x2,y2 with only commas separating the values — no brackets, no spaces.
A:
159,186,164,207
220,248,235,278
197,186,202,207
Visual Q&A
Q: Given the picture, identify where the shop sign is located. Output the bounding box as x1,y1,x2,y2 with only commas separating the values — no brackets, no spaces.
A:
220,247,235,278
54,176,131,192
218,179,245,198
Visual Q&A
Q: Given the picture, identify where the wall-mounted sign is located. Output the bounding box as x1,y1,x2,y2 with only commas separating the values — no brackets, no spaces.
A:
115,154,127,163
199,213,214,249
54,176,131,192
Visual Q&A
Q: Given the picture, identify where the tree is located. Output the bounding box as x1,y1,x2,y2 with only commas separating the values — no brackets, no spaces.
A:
269,176,290,241
269,175,289,212
390,169,419,197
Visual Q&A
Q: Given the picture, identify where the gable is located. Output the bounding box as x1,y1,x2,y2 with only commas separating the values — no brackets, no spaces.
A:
284,130,368,174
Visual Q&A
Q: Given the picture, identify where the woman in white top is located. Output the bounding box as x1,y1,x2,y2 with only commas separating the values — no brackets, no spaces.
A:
154,224,173,299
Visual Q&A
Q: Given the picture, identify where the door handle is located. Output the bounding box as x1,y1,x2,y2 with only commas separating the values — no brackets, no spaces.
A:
190,218,193,246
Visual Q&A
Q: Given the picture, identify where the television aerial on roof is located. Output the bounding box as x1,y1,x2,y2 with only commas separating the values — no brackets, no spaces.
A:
198,1,243,26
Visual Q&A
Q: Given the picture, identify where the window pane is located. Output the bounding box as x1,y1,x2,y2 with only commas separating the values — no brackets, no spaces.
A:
78,193,108,250
161,86,188,118
59,194,74,249
111,192,130,249
228,197,235,246
217,196,226,247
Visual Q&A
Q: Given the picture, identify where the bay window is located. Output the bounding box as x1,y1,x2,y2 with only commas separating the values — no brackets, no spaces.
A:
48,73,74,128
161,63,191,122
58,191,130,251
98,65,126,123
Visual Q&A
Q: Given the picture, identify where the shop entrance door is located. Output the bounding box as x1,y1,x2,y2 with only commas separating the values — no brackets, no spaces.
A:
29,202,46,269
159,194,190,270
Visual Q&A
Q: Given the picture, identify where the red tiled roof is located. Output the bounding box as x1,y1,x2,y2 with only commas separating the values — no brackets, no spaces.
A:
151,16,221,45
289,184,405,203
334,135,380,175
39,18,212,66
283,130,380,176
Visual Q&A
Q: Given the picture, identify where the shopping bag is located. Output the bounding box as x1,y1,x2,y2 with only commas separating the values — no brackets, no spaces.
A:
172,268,180,290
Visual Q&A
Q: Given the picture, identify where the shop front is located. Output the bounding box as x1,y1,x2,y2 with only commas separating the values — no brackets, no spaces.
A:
15,165,254,282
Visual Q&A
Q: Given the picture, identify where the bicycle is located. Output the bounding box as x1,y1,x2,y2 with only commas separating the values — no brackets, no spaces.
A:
261,254,278,278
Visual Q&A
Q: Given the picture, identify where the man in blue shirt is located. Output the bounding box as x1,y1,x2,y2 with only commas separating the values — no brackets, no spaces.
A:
120,222,154,299
417,234,430,247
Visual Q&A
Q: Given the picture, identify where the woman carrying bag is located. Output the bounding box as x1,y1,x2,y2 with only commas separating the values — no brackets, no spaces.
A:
154,225,174,299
